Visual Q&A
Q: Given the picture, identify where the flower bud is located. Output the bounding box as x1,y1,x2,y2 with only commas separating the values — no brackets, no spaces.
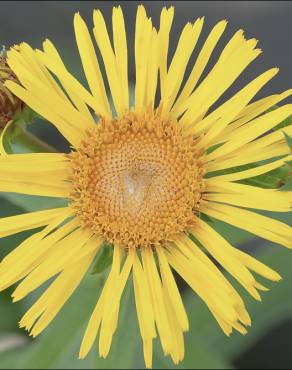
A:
0,46,23,128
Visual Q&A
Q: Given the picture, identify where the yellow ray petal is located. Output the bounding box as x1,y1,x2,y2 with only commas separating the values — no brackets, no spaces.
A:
188,68,279,142
93,9,126,116
146,28,159,109
166,245,249,323
0,153,70,197
192,218,262,300
158,6,174,98
79,245,121,359
163,287,185,365
74,12,111,117
206,140,290,172
99,250,133,358
156,247,189,331
143,339,153,369
0,206,68,239
21,248,97,337
37,40,101,117
6,47,96,143
205,180,291,212
220,128,292,169
201,201,292,249
208,155,292,181
207,104,292,161
218,89,292,142
12,226,93,301
0,211,76,291
79,280,108,359
7,57,95,134
9,43,67,100
175,235,249,317
132,251,156,342
141,248,172,356
178,32,261,125
5,80,83,148
134,5,154,111
234,248,281,282
161,17,204,113
112,6,129,111
36,42,91,120
173,19,227,112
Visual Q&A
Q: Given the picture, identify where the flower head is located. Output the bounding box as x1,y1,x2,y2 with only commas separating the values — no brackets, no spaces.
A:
1,5,292,368
0,45,23,127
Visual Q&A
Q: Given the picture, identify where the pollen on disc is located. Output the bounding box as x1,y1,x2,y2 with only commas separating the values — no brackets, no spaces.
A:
69,109,205,249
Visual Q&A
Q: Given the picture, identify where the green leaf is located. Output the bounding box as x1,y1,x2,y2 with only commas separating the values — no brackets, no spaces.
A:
12,106,37,127
284,132,292,150
91,242,113,275
153,335,233,369
1,193,67,212
273,112,292,131
239,164,290,189
279,179,292,191
206,162,260,179
0,276,139,369
198,213,214,224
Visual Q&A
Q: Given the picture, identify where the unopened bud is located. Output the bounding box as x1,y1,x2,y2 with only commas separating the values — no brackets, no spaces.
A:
0,46,23,128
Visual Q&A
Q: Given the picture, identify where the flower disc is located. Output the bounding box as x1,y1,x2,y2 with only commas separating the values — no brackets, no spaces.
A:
70,110,205,248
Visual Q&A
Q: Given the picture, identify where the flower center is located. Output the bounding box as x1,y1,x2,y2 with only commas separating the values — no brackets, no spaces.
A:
69,110,205,248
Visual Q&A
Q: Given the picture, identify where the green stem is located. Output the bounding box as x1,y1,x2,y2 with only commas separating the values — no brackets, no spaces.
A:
16,128,57,153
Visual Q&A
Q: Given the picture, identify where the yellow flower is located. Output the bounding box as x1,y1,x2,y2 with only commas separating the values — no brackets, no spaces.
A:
1,4,292,368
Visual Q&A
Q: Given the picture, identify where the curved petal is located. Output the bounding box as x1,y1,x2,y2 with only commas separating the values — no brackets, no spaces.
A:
201,201,292,249
204,180,291,212
6,44,97,147
74,13,111,118
207,104,292,161
207,154,292,181
0,153,71,197
0,205,69,239
19,249,97,337
192,218,281,299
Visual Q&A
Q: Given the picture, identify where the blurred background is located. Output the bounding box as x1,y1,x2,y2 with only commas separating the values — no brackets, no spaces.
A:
0,1,292,369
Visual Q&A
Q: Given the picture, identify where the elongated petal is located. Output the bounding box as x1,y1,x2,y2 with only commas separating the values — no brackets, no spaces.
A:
217,89,292,142
205,180,291,212
20,249,97,337
156,247,189,331
188,68,278,143
80,246,121,358
0,206,68,239
74,13,111,117
93,9,127,116
0,153,70,197
135,5,154,111
193,218,281,298
12,226,94,301
178,33,261,125
0,210,76,291
141,248,172,356
207,104,292,161
201,201,292,248
208,155,292,181
173,19,227,112
161,18,204,113
158,6,174,97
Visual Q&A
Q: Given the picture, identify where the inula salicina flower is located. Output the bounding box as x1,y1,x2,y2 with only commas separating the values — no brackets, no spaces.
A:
1,5,292,368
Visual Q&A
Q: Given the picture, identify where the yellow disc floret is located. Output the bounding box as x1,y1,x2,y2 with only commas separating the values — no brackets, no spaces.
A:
69,109,205,248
